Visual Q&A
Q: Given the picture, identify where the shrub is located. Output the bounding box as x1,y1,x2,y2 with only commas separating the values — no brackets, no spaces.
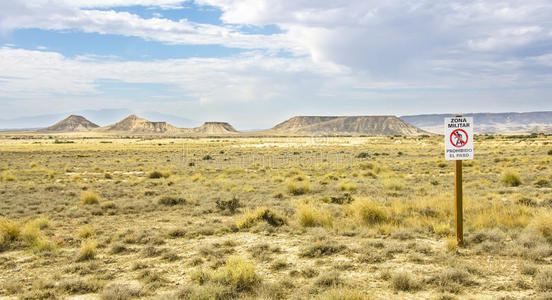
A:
176,284,235,299
168,228,186,238
500,170,522,187
216,196,240,213
78,226,95,239
347,198,388,226
101,282,143,300
77,239,97,261
0,219,21,242
319,288,368,300
157,195,186,206
81,191,100,205
1,218,56,253
148,170,170,179
429,267,471,293
100,201,117,210
530,213,552,243
30,237,55,253
537,268,552,291
213,256,260,292
0,171,16,182
236,207,286,229
296,203,333,228
534,178,551,188
287,181,310,195
59,279,102,294
316,271,342,287
382,178,405,191
356,152,370,158
548,149,552,155
338,181,357,192
299,241,345,258
391,273,420,291
191,173,206,182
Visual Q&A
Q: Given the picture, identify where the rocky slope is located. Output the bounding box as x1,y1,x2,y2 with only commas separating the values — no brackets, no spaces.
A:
192,122,239,134
98,115,178,134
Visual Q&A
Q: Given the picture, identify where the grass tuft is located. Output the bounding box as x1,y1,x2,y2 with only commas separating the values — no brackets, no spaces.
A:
77,239,97,261
500,170,522,187
391,273,420,291
347,198,388,226
296,203,333,228
287,181,310,195
236,207,286,229
81,191,100,205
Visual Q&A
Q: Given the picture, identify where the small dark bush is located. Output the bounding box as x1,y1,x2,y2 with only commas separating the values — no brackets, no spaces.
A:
299,242,345,258
391,273,420,291
157,195,186,206
356,152,370,158
216,196,240,213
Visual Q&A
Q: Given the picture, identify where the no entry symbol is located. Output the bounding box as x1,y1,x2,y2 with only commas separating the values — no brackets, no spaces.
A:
450,129,468,148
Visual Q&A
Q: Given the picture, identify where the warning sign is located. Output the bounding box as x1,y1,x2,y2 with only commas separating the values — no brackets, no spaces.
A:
445,117,473,160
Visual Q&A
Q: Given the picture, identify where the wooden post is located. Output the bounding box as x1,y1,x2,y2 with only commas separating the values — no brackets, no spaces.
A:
455,149,463,245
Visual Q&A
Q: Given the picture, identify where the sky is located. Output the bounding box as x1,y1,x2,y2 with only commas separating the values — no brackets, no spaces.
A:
0,0,551,129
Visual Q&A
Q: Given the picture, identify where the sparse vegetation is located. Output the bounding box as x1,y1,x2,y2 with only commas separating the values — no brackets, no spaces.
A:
0,136,551,298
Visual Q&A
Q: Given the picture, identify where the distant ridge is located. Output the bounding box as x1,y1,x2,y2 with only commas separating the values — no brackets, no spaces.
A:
192,122,239,134
99,115,178,133
39,115,99,132
270,116,427,136
401,111,552,134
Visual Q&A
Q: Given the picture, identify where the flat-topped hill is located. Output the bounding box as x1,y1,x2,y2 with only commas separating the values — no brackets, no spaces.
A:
192,122,239,134
99,115,178,133
270,116,427,136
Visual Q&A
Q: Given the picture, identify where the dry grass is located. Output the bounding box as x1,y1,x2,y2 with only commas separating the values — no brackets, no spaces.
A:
77,239,98,261
236,207,286,229
0,135,551,298
80,191,100,205
296,203,333,228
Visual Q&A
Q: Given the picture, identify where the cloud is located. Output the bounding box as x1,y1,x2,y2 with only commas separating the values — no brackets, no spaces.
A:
0,0,551,126
197,0,552,75
0,0,296,52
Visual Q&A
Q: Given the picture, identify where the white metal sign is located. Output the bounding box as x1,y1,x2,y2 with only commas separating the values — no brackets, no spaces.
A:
444,117,473,160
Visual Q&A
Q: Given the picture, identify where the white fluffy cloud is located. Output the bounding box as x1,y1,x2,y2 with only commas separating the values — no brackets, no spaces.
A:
0,0,296,51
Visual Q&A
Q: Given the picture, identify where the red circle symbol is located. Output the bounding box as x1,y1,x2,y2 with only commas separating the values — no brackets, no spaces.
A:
450,129,468,148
